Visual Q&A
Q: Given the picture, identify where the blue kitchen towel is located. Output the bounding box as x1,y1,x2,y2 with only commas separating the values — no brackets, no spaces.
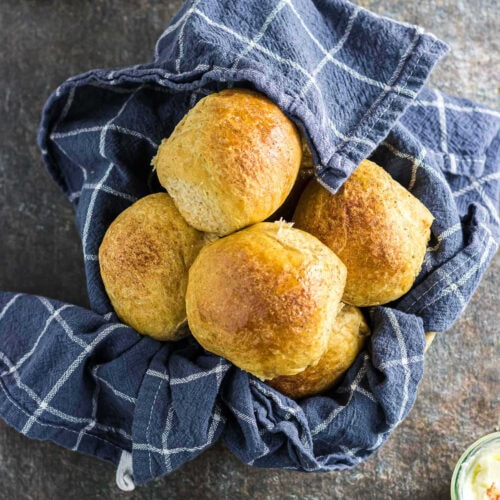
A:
0,0,499,487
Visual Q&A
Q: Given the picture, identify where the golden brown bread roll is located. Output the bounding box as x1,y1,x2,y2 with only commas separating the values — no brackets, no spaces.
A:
152,89,302,236
185,221,347,380
268,305,370,399
293,159,434,306
99,193,209,340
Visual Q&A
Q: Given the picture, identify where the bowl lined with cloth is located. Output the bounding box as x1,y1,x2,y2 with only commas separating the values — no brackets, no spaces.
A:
0,0,498,489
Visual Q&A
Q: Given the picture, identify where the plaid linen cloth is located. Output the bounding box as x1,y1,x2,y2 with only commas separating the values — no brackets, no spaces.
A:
1,0,499,488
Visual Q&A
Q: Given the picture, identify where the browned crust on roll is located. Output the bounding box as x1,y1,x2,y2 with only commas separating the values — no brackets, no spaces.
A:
186,222,347,380
293,159,434,306
99,193,208,340
268,305,370,399
152,88,302,235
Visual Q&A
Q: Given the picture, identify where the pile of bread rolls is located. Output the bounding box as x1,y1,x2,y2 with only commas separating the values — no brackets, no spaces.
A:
99,89,433,399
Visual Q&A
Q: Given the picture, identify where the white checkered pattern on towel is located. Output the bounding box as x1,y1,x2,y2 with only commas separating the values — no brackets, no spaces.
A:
0,0,498,486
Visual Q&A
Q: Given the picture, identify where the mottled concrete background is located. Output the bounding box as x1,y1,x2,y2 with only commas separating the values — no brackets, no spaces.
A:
0,1,498,499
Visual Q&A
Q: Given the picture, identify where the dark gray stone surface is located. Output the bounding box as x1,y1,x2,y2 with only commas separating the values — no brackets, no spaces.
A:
0,1,498,498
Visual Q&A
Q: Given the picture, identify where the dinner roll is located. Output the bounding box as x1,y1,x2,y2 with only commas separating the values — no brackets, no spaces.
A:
152,89,302,235
294,159,434,306
268,305,370,399
186,222,347,380
99,193,209,340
